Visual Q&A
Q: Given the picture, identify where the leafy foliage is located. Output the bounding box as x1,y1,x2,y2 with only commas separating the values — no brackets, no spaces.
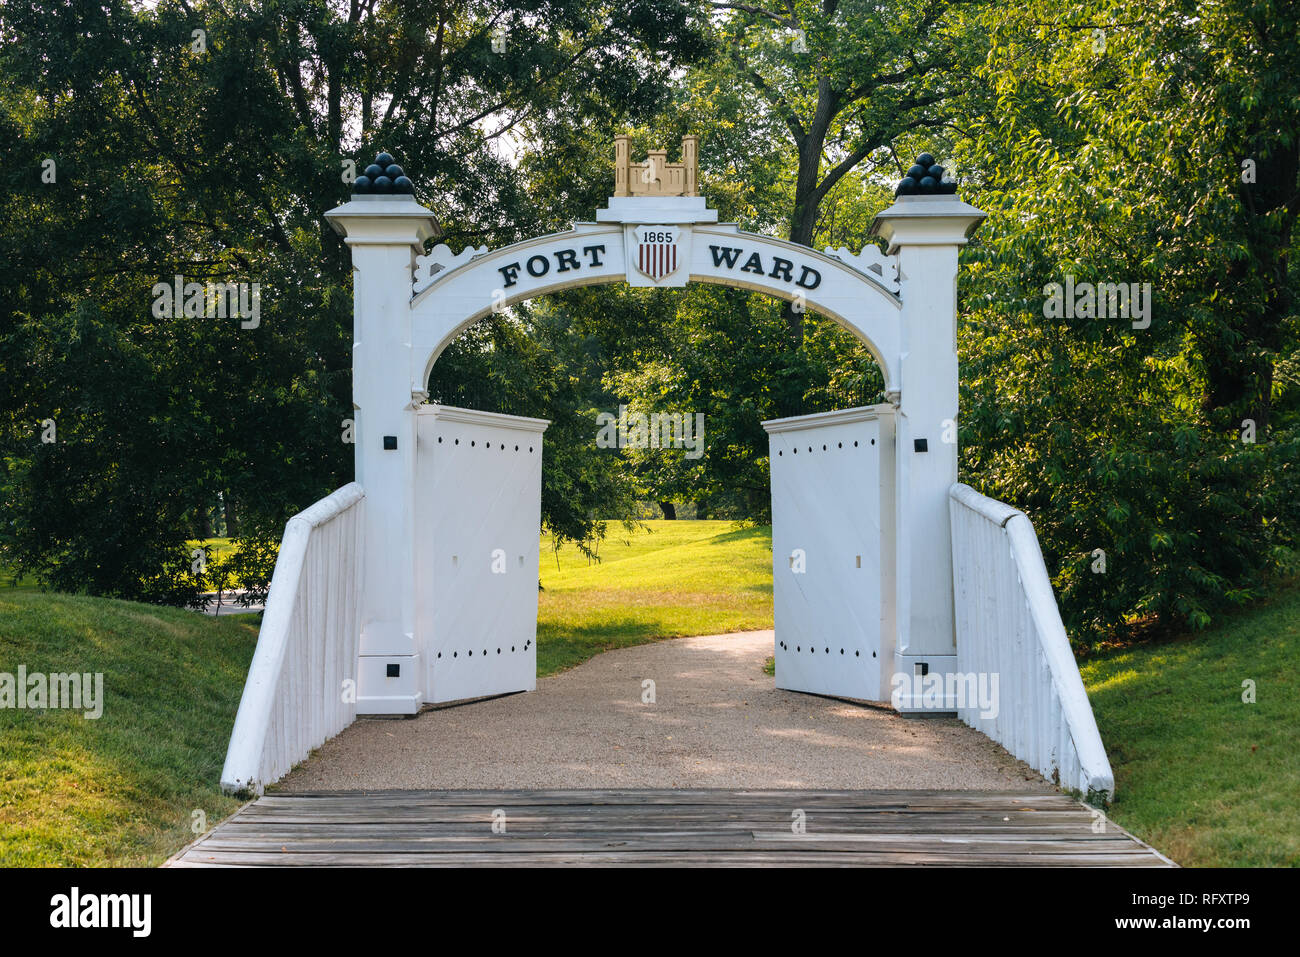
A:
0,0,705,593
1,0,1295,647
955,0,1300,640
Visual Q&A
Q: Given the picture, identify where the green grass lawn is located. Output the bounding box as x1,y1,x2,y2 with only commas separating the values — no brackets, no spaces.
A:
537,520,773,675
1082,586,1300,867
188,537,236,563
0,592,259,866
0,562,37,592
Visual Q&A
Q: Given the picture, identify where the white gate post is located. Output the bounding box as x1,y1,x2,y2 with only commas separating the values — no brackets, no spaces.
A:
871,172,984,703
325,160,438,714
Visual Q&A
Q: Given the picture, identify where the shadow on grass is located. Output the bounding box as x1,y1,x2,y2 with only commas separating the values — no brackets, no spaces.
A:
703,526,772,546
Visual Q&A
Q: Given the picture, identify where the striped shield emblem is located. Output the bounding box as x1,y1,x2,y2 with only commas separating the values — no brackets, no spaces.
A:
634,225,681,281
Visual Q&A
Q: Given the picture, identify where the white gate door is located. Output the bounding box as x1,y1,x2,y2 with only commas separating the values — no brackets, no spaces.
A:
415,406,548,704
763,406,896,702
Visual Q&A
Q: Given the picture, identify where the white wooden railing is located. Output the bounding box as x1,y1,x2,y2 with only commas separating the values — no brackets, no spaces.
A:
220,483,364,796
949,483,1115,802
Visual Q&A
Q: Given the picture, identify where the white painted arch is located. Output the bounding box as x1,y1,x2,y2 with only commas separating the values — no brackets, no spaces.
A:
325,187,986,716
410,221,904,397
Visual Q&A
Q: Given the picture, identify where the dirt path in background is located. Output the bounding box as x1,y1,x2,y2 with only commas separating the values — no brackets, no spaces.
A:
279,631,1050,791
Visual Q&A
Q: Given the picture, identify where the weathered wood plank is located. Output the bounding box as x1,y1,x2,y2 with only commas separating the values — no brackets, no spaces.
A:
262,788,1073,803
230,810,1101,825
188,840,1155,859
172,850,1170,867
213,816,1107,832
169,789,1172,867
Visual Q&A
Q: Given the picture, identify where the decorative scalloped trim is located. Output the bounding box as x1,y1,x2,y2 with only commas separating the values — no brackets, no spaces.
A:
822,244,900,294
413,243,491,294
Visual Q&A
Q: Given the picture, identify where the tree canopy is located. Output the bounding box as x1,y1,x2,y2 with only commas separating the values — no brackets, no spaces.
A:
1,0,1296,641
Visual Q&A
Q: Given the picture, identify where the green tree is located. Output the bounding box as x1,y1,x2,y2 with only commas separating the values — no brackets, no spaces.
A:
0,0,706,598
953,0,1300,639
704,0,981,348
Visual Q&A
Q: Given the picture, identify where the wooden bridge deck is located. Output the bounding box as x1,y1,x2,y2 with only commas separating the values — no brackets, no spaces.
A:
168,789,1174,867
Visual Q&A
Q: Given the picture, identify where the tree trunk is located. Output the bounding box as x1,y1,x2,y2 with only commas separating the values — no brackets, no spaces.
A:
774,83,840,416
782,148,823,351
195,505,213,540
658,501,677,520
223,495,240,538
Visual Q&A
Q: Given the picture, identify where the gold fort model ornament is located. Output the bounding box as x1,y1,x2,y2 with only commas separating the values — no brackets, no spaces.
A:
614,135,699,197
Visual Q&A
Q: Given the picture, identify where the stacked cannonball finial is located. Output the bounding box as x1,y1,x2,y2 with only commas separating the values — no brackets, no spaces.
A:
894,152,958,197
352,151,415,195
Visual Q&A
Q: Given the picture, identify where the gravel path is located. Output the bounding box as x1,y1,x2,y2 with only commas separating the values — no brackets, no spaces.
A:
279,631,1051,791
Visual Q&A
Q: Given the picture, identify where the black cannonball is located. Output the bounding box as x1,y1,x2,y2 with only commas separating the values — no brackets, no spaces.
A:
916,152,935,167
907,164,927,179
385,164,404,179
373,175,393,191
392,175,414,194
375,152,395,168
939,180,959,194
353,175,372,193
364,163,384,179
928,164,946,181
897,176,918,193
919,176,938,191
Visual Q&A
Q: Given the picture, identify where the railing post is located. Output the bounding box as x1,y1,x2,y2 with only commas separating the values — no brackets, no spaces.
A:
325,169,438,715
871,184,985,697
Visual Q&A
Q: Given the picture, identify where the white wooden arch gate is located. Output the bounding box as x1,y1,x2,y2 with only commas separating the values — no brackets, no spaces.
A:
221,146,1115,802
321,182,985,715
